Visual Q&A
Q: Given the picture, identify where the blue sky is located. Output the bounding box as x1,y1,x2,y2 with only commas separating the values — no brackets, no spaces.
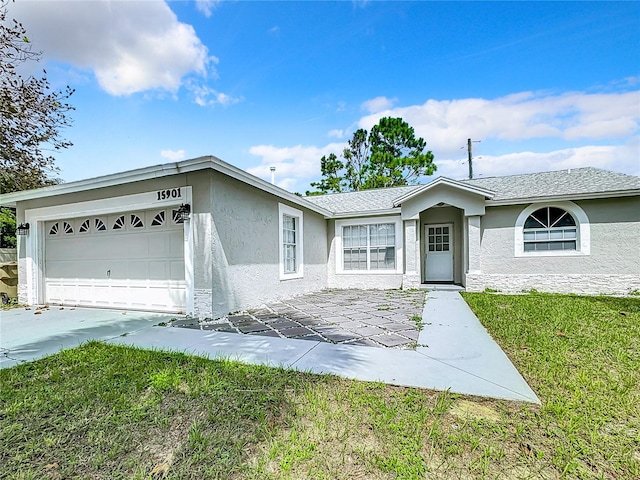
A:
9,0,640,192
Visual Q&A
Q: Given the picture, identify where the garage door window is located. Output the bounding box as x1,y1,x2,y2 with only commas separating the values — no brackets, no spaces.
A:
95,218,107,232
172,209,184,225
63,222,73,234
151,211,165,227
79,219,90,233
130,214,144,228
113,215,126,230
49,223,59,235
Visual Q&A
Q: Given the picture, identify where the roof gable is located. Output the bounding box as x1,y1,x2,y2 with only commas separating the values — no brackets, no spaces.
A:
391,177,494,207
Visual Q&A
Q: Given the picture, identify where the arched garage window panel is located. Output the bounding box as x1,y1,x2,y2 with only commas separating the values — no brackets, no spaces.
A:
514,201,590,257
523,207,576,251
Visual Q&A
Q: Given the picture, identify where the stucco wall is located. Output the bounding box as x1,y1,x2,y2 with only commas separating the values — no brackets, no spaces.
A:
15,173,202,215
471,197,640,294
13,170,329,315
202,172,328,318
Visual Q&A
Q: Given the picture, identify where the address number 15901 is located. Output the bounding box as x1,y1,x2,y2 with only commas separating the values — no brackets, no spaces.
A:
156,188,182,201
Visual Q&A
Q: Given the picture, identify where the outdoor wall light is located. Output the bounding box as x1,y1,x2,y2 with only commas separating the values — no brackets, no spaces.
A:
176,204,191,222
16,223,30,236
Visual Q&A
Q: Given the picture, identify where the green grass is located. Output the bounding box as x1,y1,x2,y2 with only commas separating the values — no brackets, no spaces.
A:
1,293,639,479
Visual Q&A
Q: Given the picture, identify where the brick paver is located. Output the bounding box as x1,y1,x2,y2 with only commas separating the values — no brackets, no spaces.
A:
172,289,428,350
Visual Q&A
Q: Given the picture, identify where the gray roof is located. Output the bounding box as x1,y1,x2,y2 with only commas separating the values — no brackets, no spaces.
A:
461,167,640,201
304,185,420,214
304,167,640,214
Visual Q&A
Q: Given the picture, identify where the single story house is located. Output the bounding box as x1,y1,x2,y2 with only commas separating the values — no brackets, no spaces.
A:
1,156,638,319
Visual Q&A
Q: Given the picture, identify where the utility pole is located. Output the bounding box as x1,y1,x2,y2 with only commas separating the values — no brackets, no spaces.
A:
467,138,473,179
466,138,481,179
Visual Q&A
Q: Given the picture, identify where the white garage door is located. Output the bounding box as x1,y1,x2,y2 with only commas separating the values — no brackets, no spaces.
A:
45,208,186,312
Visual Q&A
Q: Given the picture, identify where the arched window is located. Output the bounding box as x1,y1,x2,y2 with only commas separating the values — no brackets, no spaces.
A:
523,207,576,251
515,201,590,257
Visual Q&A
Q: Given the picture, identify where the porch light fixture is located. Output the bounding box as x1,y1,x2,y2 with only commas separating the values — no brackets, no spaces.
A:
16,223,30,236
176,204,191,222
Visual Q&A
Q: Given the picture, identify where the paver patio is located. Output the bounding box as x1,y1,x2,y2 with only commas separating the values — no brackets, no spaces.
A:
171,289,426,349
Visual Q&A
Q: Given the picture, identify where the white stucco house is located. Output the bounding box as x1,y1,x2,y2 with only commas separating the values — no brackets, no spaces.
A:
1,156,638,319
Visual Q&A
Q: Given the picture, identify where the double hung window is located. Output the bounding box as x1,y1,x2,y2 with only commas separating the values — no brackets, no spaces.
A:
278,204,304,279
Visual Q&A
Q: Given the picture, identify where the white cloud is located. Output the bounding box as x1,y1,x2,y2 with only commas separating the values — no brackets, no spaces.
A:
247,143,346,192
10,1,212,96
195,0,221,18
361,96,397,114
435,140,640,181
160,149,186,161
359,90,640,157
190,84,243,107
247,89,639,191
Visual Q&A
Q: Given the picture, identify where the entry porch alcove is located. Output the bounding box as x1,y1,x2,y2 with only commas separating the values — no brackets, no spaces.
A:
394,178,494,290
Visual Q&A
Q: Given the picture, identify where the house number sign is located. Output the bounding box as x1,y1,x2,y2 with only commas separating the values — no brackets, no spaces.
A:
156,188,182,201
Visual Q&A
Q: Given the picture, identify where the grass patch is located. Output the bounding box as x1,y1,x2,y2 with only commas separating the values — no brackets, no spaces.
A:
1,293,638,478
462,292,640,479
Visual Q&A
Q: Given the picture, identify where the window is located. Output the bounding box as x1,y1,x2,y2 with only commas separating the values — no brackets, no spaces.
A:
282,215,297,273
514,202,590,257
523,207,576,251
130,214,144,228
78,219,90,233
94,218,107,232
343,224,396,270
278,204,303,280
151,211,165,226
113,215,126,230
336,217,402,273
63,221,74,234
172,209,184,225
427,225,450,252
49,222,59,235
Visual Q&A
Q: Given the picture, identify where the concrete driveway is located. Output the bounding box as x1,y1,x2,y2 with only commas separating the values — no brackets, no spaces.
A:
0,306,178,369
0,293,540,403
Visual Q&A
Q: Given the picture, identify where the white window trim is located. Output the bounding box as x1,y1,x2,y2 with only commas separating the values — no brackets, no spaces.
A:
514,201,590,257
335,216,403,274
278,203,304,280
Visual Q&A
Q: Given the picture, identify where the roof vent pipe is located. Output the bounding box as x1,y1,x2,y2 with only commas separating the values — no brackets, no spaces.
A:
270,166,276,185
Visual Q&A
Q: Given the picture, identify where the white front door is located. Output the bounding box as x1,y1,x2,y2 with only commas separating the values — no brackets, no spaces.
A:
425,223,454,282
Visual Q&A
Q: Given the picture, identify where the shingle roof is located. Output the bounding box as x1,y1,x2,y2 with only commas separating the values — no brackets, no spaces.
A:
461,167,640,201
303,167,640,215
304,185,419,214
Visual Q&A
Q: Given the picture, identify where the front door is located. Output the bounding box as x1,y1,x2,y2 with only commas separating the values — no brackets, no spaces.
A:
425,223,454,282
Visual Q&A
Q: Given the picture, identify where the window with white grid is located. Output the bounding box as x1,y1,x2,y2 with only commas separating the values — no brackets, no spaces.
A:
278,204,304,280
342,222,397,271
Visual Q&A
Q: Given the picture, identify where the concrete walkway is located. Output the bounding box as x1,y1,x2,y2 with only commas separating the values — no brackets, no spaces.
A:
109,291,539,403
0,292,540,403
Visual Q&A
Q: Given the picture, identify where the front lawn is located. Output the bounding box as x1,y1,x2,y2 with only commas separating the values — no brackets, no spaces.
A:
0,293,638,479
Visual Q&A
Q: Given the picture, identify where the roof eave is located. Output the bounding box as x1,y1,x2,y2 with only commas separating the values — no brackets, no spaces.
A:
0,156,333,217
486,189,640,206
331,208,401,219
